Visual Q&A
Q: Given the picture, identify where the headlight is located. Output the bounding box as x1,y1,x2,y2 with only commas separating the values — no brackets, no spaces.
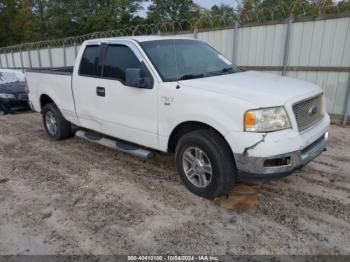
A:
244,106,291,132
0,93,16,99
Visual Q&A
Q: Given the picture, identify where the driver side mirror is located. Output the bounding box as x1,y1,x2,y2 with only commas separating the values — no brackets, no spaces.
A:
125,68,147,88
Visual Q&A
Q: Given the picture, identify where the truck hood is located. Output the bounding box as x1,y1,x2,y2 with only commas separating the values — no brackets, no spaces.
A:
179,71,322,107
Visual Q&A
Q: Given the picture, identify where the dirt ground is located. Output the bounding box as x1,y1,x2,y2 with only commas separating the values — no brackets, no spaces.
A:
0,112,349,255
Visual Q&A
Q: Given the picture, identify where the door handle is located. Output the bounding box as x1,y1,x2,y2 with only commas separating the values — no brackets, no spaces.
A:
96,86,105,97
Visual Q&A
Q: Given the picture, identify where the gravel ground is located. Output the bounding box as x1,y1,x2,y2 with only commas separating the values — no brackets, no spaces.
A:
0,112,349,255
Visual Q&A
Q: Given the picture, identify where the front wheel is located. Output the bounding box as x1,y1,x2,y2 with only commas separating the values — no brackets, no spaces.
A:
42,103,73,140
175,129,236,199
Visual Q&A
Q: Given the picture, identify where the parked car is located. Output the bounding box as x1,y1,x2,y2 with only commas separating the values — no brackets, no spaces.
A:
25,36,330,199
0,69,30,115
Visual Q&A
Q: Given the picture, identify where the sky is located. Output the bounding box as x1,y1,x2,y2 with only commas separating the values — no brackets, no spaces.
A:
139,0,235,17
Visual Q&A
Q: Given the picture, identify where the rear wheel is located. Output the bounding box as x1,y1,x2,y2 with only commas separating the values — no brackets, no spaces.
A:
175,129,236,199
42,103,73,140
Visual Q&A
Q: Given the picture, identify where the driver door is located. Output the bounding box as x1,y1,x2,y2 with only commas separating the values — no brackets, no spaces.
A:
95,43,158,149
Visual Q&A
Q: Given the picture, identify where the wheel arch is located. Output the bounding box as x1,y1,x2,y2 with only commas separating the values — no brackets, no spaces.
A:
167,121,234,158
39,94,56,110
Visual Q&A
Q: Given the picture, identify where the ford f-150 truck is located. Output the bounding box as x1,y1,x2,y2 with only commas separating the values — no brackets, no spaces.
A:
26,36,330,199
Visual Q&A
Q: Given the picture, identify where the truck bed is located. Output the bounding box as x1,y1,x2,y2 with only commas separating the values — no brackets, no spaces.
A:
25,67,77,124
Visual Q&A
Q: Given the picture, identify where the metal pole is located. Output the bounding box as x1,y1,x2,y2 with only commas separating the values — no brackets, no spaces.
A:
5,52,9,68
19,50,24,70
342,76,350,125
0,53,3,68
193,27,198,39
11,50,15,68
282,17,293,76
63,44,66,67
233,21,239,64
74,42,78,58
28,49,32,68
37,47,42,68
48,46,53,68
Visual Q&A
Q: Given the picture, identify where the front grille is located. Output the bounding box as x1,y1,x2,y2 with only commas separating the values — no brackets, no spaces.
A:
293,95,323,132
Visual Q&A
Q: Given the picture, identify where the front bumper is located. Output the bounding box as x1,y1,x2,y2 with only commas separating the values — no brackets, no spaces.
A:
235,132,328,181
0,98,30,113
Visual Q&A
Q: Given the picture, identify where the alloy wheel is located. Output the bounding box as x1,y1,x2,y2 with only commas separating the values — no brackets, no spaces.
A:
45,111,57,136
182,146,213,188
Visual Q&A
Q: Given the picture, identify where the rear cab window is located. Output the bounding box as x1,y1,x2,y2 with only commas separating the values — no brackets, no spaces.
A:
79,45,102,77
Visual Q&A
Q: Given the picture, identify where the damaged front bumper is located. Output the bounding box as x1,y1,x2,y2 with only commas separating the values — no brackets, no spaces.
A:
234,133,328,181
225,115,330,181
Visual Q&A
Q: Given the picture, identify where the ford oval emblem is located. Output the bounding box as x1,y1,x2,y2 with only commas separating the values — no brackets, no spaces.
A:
308,105,318,116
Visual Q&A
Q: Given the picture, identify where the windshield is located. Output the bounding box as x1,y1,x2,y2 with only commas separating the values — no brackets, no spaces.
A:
140,39,240,82
0,71,25,84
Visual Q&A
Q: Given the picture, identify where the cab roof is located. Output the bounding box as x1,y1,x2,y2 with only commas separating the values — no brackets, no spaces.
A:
84,35,196,45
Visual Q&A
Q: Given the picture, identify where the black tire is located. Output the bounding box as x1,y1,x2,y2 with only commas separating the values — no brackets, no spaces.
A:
175,129,236,199
42,103,73,140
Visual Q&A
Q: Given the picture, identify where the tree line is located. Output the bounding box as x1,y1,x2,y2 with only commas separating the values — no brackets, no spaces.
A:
0,0,349,48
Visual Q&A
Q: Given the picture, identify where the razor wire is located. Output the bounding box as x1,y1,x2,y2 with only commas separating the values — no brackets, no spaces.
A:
0,15,235,53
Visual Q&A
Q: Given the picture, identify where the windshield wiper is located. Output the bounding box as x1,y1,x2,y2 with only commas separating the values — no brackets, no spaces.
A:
206,67,236,76
178,73,205,80
221,67,235,73
178,68,238,81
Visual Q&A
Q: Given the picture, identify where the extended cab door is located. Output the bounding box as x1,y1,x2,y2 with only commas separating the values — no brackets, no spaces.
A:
73,44,104,131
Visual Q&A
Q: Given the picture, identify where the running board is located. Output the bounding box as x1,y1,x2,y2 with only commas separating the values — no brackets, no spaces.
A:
75,130,154,159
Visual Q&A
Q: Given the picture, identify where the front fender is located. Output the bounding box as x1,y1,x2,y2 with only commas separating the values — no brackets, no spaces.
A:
157,88,258,152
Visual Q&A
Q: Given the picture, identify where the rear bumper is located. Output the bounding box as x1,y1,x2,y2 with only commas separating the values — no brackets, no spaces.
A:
235,132,328,181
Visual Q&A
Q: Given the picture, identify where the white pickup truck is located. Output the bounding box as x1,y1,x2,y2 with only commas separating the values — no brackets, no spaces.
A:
26,36,330,199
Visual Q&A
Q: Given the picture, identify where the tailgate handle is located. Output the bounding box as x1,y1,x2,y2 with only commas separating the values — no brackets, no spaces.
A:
96,86,105,97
